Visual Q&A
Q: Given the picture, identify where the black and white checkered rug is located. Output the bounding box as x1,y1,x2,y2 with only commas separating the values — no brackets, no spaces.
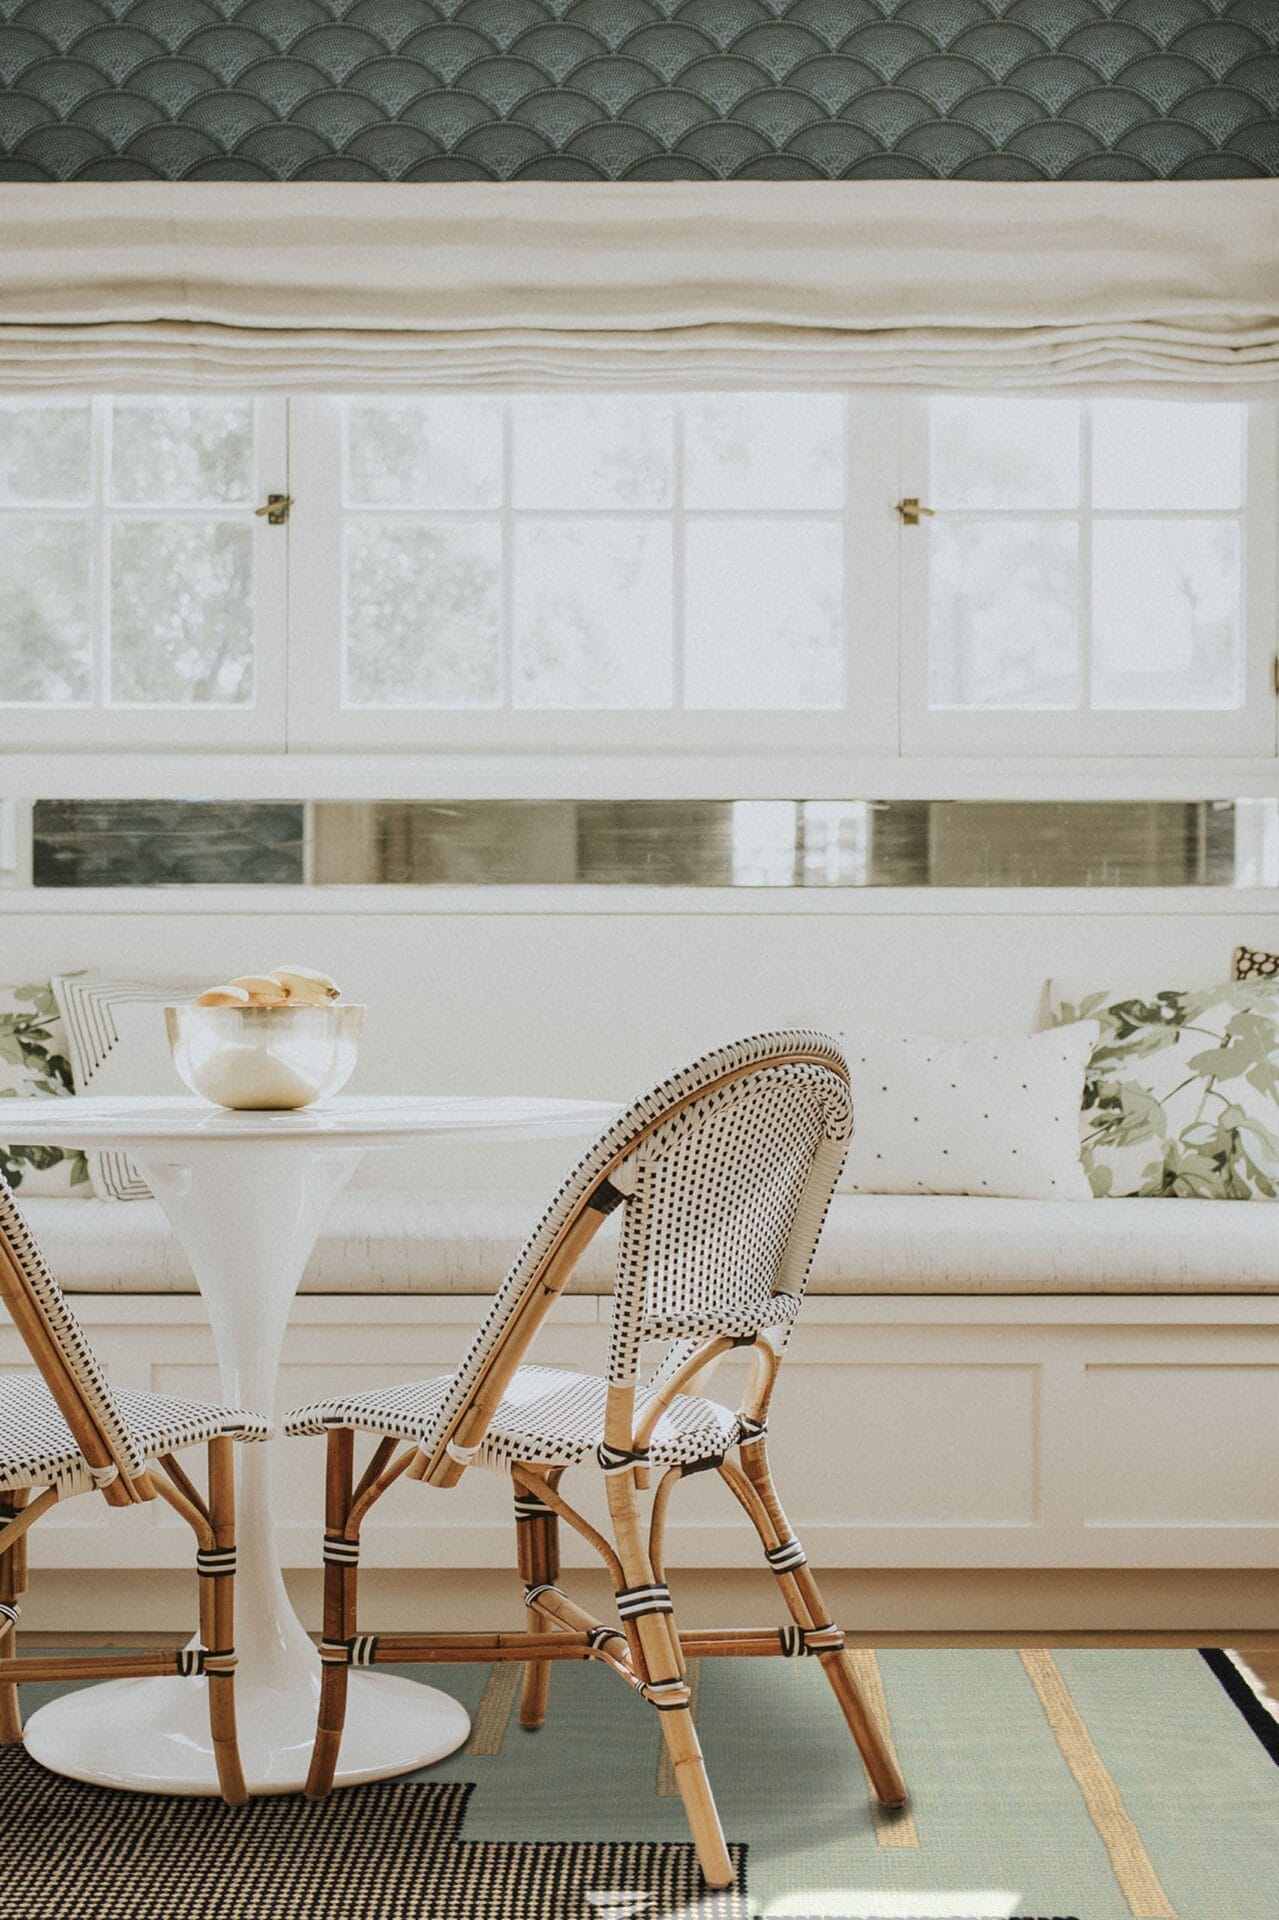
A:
0,1749,747,1920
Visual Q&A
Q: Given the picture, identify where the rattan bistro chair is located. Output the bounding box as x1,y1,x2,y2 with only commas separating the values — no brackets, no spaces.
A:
0,1178,270,1805
286,1031,907,1888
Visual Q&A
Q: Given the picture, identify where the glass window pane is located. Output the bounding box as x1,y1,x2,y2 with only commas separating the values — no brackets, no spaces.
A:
685,520,844,710
1092,401,1244,510
511,397,673,509
930,398,1080,509
0,519,92,703
929,521,1079,709
345,397,503,509
0,401,91,504
344,522,501,708
110,399,254,506
109,522,253,705
513,522,672,709
684,395,845,508
1093,519,1240,710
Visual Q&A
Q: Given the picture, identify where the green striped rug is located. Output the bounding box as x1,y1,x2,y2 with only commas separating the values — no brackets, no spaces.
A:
11,1648,1279,1920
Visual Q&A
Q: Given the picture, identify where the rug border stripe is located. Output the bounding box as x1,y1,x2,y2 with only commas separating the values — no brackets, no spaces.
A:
1019,1647,1176,1920
1199,1648,1279,1770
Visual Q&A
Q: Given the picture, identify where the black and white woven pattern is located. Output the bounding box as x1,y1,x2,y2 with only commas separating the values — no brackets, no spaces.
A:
0,1176,138,1476
286,1031,849,1477
287,1361,738,1472
0,1749,748,1919
0,1374,271,1496
1,1177,269,1493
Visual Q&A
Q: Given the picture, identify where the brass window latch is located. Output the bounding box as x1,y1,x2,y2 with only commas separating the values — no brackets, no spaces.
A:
254,494,292,525
896,497,934,526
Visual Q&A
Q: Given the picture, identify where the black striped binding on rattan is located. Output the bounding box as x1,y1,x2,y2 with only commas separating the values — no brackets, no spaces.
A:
615,1581,674,1622
513,1488,551,1518
524,1581,566,1609
195,1547,237,1578
596,1442,651,1475
639,1675,692,1712
765,1537,808,1575
586,1625,627,1653
319,1634,380,1667
175,1647,237,1677
778,1623,845,1657
0,1602,19,1629
738,1415,768,1443
322,1534,361,1567
586,1177,628,1216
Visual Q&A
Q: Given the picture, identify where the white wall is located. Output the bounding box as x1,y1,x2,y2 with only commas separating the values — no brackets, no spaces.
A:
6,893,1276,1187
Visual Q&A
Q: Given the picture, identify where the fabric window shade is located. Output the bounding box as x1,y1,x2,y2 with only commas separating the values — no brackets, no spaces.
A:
1,183,1275,396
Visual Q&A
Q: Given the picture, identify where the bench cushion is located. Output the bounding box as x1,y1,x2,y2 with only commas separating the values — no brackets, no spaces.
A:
15,1191,1279,1298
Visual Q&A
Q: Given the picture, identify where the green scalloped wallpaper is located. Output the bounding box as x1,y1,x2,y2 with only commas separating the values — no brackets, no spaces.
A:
1,0,1277,181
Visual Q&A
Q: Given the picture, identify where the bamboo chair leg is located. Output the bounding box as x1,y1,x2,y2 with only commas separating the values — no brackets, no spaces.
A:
0,1490,28,1745
306,1428,356,1800
202,1438,248,1806
515,1472,561,1731
607,1473,734,1891
735,1440,907,1809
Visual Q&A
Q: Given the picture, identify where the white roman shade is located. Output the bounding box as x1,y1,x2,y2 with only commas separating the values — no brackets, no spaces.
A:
1,181,1276,395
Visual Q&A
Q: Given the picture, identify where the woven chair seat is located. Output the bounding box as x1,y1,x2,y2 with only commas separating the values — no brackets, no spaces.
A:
286,1363,740,1472
0,1374,272,1495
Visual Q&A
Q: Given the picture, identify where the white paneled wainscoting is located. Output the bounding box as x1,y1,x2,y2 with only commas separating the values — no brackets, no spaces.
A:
10,1291,1276,1636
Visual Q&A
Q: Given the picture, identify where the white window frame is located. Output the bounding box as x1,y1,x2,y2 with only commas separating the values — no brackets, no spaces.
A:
284,393,901,758
0,396,289,752
1,391,1274,767
898,397,1278,760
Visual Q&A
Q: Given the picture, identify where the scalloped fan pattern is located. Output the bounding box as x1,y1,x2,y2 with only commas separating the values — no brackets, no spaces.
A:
1,0,1276,179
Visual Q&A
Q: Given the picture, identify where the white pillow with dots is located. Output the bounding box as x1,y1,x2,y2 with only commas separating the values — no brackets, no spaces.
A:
837,1023,1099,1200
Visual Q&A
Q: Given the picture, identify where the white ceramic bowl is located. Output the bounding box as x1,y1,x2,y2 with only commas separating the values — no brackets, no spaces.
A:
165,1003,365,1111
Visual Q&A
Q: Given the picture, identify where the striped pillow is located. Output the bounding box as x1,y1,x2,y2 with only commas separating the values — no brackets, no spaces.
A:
52,976,197,1201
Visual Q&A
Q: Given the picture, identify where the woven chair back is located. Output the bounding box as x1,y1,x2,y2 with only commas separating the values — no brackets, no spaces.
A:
418,1030,850,1481
0,1178,139,1502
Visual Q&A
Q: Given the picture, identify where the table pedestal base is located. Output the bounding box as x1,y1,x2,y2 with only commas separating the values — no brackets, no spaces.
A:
23,1667,471,1796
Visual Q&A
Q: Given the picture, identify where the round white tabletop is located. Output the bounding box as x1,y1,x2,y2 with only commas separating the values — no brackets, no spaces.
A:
14,1092,619,1797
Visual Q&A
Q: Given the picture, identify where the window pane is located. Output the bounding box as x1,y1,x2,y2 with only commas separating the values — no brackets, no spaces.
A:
1092,401,1244,510
930,398,1080,509
344,523,501,708
1093,520,1240,710
0,401,91,504
929,522,1079,709
511,397,673,508
513,522,672,708
0,519,92,703
345,397,503,509
684,394,845,509
685,520,844,710
109,522,253,705
110,399,254,506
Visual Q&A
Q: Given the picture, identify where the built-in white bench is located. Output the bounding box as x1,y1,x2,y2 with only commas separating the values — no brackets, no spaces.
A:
6,1186,1276,1638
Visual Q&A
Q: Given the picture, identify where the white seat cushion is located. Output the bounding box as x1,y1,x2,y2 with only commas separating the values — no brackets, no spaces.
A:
286,1362,740,1471
17,1190,1279,1300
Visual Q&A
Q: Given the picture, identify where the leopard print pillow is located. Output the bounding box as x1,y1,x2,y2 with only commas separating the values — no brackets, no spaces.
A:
1234,946,1279,981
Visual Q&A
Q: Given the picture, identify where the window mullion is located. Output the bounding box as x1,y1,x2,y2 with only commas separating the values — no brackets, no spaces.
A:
672,400,686,712
501,398,514,715
93,395,110,709
1079,401,1092,715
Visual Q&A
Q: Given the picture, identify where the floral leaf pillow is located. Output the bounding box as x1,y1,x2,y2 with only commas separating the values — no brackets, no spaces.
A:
0,981,90,1197
1048,981,1279,1199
